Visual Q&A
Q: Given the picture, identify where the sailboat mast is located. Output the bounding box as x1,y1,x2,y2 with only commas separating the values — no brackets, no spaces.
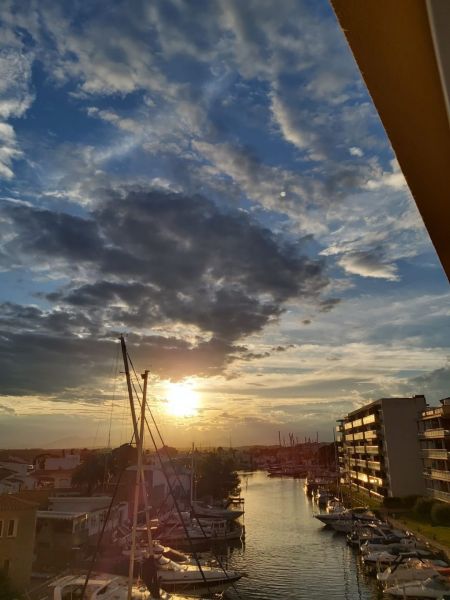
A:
128,370,149,600
120,335,153,550
120,335,139,440
190,442,195,505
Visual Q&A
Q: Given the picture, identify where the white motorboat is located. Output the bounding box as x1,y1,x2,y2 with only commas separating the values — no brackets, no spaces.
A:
191,501,243,521
153,555,241,593
122,546,242,593
377,558,450,588
314,506,374,526
364,549,431,569
384,575,450,598
361,539,427,556
158,513,243,547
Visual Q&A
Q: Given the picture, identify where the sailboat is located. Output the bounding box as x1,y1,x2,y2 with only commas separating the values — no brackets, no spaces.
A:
49,337,235,600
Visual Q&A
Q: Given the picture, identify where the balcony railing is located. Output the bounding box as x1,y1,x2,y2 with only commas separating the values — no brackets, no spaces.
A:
421,405,450,420
424,469,450,482
365,445,380,454
367,460,382,470
364,431,378,440
427,489,450,503
420,429,450,439
421,448,450,459
362,414,377,425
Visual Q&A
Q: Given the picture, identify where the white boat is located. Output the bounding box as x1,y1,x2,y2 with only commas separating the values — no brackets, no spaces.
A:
158,513,243,547
51,573,215,600
153,555,241,593
121,546,241,592
384,575,450,598
361,539,427,556
191,501,243,521
364,549,431,568
377,558,450,588
314,506,374,526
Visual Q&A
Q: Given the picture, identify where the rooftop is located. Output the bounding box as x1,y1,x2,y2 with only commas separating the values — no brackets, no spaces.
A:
0,494,39,512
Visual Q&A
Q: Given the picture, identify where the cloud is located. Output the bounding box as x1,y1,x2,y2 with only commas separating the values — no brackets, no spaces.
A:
0,48,34,179
0,48,34,119
0,187,330,395
338,249,400,281
405,367,450,405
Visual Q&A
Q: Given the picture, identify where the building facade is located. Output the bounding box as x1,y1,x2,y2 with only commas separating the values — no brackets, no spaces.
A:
337,395,426,499
419,397,450,503
0,494,38,591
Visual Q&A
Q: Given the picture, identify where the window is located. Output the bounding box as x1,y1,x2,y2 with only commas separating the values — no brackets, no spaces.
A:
7,519,18,537
0,520,3,537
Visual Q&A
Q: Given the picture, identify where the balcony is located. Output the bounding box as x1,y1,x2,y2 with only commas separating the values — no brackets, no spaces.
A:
367,460,382,470
424,469,450,482
364,430,378,440
344,422,353,430
427,489,450,503
353,446,366,455
421,448,450,459
362,414,377,425
365,445,380,455
353,432,364,441
420,428,450,439
368,475,384,486
422,405,450,420
355,459,367,468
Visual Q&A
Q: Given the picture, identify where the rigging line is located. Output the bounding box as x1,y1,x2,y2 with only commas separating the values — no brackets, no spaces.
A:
140,407,243,598
81,437,133,600
141,417,214,597
108,343,120,449
145,418,244,600
127,353,243,599
144,413,244,599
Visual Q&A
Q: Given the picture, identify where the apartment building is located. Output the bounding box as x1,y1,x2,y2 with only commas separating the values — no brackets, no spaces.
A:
337,395,426,499
419,397,450,503
0,494,38,590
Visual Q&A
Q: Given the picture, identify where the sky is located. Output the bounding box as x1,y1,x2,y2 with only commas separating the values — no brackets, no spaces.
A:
0,0,449,449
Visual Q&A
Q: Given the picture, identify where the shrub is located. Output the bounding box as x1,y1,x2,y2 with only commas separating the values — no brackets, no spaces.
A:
383,497,403,509
431,502,450,526
402,495,419,509
413,497,435,520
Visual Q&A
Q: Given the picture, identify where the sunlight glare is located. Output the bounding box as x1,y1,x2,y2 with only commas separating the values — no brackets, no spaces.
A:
165,381,200,417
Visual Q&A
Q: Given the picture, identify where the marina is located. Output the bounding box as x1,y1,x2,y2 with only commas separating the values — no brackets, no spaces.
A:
224,471,379,600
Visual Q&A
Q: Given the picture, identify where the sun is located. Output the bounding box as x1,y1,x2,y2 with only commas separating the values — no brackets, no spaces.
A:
165,381,200,418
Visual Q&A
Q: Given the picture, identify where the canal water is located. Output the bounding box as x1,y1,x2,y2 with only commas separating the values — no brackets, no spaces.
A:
224,471,380,600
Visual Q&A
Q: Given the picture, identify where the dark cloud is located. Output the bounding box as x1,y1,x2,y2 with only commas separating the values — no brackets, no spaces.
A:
406,367,450,405
0,188,330,396
318,298,341,312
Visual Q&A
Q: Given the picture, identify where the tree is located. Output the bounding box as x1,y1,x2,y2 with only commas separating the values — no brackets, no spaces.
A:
195,452,240,501
71,453,109,495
